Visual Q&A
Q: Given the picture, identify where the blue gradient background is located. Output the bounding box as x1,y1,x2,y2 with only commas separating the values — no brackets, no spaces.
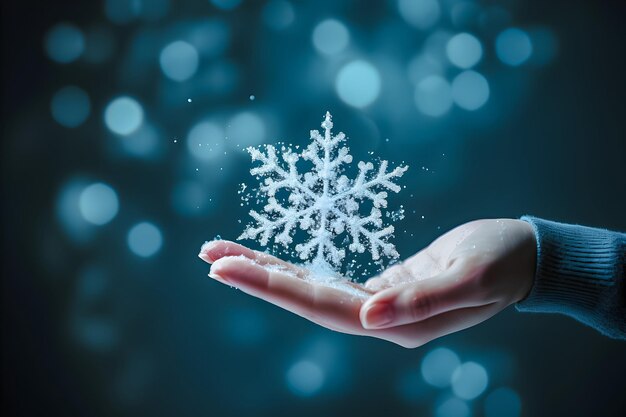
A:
2,1,625,416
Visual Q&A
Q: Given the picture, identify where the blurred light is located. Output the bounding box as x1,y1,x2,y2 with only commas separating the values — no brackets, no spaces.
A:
335,60,381,108
528,27,558,67
227,112,266,147
56,179,93,242
187,121,225,161
104,96,144,135
138,0,170,21
451,362,489,400
436,397,471,417
211,0,242,10
414,75,453,117
44,23,85,63
262,0,295,31
110,0,169,24
398,0,441,30
171,180,212,216
446,33,483,69
186,19,230,58
450,1,480,28
478,6,512,33
127,222,163,257
312,19,350,55
423,30,453,64
71,317,119,353
105,0,139,24
286,360,325,397
421,347,461,387
407,54,443,85
484,387,522,417
496,28,533,66
79,183,119,225
50,86,91,128
83,27,115,64
119,123,161,158
451,70,489,110
159,41,199,82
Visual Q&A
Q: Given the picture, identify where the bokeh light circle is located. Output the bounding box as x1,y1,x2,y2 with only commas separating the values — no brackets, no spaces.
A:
451,71,489,110
227,112,266,147
436,397,470,417
139,0,170,21
312,19,350,55
104,96,144,135
407,54,443,85
414,75,453,117
159,41,199,82
127,222,163,257
528,27,558,66
398,0,441,30
484,387,522,417
211,0,242,10
105,0,139,24
335,60,381,108
496,28,533,66
451,361,489,400
286,360,325,397
44,23,85,63
446,33,483,69
119,123,161,159
421,347,461,387
51,86,91,128
262,0,295,30
187,121,225,160
79,183,119,225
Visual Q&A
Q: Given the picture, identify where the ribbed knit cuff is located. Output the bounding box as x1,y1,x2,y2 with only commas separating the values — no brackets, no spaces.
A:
517,216,626,339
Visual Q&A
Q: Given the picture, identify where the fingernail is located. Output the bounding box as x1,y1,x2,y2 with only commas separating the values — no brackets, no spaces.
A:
208,271,229,284
362,303,394,329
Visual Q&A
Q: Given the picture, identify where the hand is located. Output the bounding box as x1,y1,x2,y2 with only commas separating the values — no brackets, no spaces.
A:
198,219,536,348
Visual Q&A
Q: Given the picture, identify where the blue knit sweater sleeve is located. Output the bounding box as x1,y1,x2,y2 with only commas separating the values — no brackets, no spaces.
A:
517,216,626,339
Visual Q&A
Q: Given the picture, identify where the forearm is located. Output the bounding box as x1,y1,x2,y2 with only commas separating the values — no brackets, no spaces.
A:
517,216,626,339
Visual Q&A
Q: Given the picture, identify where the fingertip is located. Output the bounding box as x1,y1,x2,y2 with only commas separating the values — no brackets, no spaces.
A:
199,240,255,264
360,301,394,329
209,256,269,287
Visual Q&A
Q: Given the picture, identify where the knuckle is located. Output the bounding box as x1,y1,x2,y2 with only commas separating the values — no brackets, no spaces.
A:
409,291,435,321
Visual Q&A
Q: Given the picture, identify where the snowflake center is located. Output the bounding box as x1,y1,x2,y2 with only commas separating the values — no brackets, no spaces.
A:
316,195,333,211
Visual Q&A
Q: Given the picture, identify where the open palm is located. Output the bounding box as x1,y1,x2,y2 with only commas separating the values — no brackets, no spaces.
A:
199,219,536,348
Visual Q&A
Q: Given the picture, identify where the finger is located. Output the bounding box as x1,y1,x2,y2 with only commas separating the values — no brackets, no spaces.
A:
209,256,371,334
199,240,306,278
360,260,487,329
381,302,502,348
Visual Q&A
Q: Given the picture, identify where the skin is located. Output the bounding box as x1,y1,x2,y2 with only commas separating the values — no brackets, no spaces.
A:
199,219,537,348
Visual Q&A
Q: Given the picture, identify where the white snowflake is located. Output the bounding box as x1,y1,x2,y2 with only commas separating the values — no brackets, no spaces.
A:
238,111,408,271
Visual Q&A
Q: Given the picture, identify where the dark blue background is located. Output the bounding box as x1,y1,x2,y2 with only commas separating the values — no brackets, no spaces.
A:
2,1,625,416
